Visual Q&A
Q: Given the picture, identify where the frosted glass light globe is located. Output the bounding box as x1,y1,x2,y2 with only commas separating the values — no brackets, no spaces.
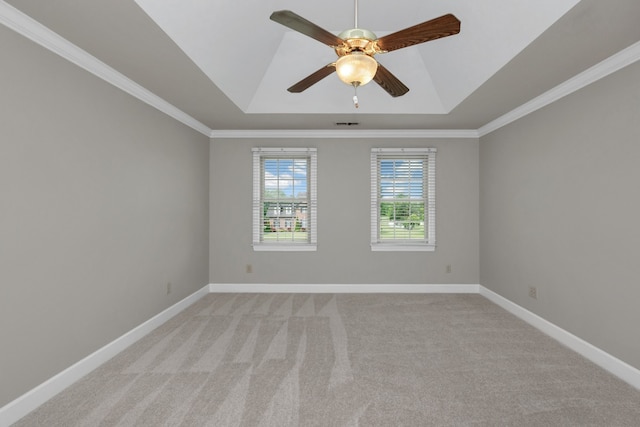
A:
335,52,378,86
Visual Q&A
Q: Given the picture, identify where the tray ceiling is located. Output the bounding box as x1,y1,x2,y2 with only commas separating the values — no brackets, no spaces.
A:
134,0,579,114
4,0,640,131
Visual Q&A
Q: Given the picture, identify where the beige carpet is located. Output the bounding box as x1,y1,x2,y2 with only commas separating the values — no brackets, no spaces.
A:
14,293,640,426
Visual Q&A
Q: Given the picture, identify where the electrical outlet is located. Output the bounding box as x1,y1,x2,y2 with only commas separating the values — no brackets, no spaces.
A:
446,264,452,274
528,286,537,299
246,264,253,274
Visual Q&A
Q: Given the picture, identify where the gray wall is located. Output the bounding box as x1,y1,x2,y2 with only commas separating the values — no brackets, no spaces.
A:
7,0,639,408
0,26,210,406
480,61,640,370
210,138,479,285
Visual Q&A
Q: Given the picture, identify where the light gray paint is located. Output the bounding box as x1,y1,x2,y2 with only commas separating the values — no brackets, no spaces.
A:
480,60,640,370
0,26,210,407
3,0,639,411
210,138,479,285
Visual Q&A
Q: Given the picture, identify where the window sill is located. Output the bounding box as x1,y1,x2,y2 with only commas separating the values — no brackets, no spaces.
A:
371,244,435,252
253,244,317,252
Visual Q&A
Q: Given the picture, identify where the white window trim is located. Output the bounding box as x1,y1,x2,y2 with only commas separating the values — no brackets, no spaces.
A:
252,147,317,251
370,147,436,252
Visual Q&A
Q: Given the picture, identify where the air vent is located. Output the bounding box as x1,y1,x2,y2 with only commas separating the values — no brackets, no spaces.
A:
335,122,360,126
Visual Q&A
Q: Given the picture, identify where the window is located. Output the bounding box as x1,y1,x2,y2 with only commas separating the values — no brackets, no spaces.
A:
370,148,436,251
252,148,317,251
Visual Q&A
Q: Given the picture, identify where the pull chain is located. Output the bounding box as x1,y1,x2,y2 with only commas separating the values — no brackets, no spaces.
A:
352,0,361,108
352,84,359,108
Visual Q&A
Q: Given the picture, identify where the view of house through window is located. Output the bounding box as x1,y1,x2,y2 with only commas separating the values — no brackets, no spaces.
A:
252,148,317,251
262,157,309,242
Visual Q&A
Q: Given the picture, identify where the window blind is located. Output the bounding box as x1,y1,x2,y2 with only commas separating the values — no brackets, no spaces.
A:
370,148,436,251
252,147,317,251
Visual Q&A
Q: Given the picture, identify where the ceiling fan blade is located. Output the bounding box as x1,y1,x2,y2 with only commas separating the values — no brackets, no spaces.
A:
373,63,409,97
288,64,336,93
375,14,460,52
270,10,344,47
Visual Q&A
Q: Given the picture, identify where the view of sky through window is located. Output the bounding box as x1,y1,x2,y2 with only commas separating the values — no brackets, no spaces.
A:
379,159,425,199
263,158,308,199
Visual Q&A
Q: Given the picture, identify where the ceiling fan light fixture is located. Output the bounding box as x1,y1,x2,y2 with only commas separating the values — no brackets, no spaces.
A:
270,8,460,97
335,52,378,87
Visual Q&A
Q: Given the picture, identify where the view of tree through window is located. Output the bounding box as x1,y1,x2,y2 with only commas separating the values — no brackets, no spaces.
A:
261,157,309,243
378,157,427,241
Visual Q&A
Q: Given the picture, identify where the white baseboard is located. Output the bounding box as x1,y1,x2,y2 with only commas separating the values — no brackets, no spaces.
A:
479,286,640,391
0,284,210,427
4,283,638,427
208,283,481,294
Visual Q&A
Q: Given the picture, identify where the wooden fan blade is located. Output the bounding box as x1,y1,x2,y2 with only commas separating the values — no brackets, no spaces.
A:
373,63,409,97
288,64,336,93
270,10,344,47
375,14,460,52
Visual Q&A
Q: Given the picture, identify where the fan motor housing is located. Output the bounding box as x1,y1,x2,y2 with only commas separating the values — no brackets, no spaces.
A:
335,28,379,57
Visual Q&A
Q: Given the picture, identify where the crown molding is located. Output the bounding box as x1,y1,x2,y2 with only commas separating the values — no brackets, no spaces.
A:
3,1,639,140
478,39,640,137
210,129,480,139
0,1,212,137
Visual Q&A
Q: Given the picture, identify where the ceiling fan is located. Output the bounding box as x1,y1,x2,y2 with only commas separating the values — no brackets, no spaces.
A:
270,0,461,106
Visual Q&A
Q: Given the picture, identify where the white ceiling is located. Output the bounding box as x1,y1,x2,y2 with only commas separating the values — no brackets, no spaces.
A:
134,0,579,114
3,0,640,132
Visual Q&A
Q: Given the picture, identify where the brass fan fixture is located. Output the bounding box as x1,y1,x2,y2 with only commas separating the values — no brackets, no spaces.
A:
270,0,460,106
